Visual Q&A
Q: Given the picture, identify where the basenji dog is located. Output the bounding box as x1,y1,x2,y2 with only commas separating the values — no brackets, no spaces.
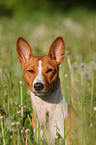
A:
16,37,80,145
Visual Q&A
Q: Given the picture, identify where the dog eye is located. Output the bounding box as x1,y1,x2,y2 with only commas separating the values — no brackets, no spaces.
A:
28,70,35,73
47,69,53,73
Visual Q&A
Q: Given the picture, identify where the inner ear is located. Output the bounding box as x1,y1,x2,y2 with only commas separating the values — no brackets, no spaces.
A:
16,37,34,65
47,37,65,65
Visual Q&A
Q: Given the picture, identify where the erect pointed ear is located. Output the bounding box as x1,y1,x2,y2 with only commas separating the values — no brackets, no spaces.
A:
47,36,65,65
16,37,34,66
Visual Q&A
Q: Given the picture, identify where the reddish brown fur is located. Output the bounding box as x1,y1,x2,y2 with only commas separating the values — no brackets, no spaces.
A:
22,57,39,92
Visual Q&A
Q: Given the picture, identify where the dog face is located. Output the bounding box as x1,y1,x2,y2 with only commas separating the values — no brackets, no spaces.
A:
16,37,65,96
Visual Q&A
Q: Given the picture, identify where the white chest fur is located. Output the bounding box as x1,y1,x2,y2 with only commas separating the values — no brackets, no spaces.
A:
31,83,68,143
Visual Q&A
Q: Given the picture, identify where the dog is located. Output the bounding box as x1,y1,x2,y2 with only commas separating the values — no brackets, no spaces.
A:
16,36,80,145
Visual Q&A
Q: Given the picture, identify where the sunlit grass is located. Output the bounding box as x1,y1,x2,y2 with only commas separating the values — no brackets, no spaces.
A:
0,9,96,144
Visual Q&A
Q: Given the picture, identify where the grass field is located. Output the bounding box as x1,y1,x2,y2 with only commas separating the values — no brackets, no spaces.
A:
0,8,96,144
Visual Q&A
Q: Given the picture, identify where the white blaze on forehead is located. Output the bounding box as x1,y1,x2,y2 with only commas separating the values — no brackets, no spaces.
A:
33,60,43,86
38,60,42,76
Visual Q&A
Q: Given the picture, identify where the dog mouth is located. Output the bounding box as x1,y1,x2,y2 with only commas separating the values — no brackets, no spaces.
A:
33,88,53,97
33,91,48,97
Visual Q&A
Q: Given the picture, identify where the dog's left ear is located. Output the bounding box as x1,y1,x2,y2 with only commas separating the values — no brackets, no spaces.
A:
47,36,65,65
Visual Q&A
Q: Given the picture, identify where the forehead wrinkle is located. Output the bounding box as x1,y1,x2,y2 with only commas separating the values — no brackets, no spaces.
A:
25,57,38,67
41,56,57,69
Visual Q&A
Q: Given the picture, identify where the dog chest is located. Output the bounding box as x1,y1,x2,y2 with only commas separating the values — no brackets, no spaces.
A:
31,91,68,141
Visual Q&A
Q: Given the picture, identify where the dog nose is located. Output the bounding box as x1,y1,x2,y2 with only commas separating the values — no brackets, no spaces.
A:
34,82,44,91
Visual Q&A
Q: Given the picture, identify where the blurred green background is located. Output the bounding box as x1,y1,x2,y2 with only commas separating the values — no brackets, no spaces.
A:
0,0,96,16
0,0,96,145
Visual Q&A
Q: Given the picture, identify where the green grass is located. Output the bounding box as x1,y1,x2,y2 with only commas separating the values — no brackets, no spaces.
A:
0,8,96,144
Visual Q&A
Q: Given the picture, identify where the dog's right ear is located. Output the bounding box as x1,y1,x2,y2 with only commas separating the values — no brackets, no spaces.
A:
16,37,34,66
